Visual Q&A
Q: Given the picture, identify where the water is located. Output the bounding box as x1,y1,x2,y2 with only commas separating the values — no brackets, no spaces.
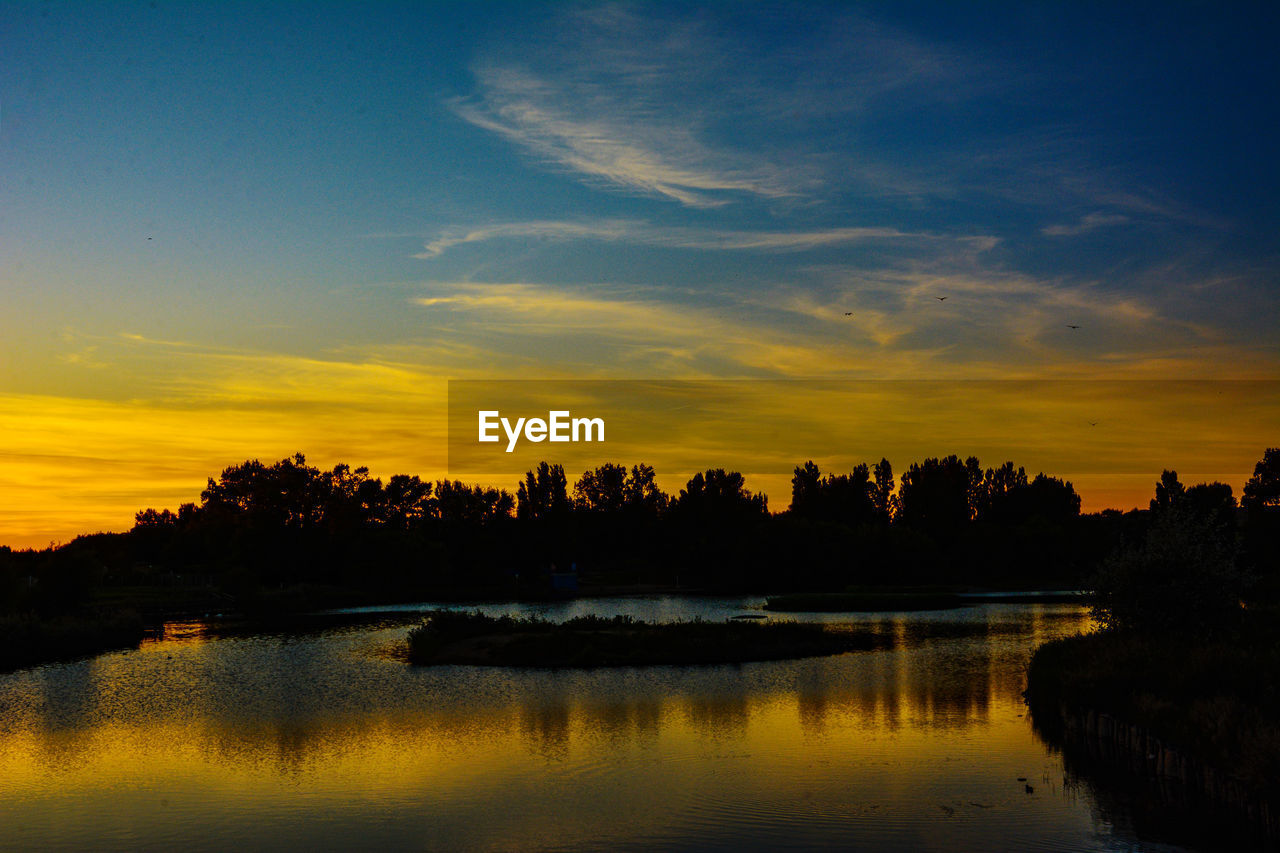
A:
0,598,1234,851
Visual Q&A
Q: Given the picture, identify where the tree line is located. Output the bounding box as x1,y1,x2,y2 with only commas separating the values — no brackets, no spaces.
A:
2,448,1278,616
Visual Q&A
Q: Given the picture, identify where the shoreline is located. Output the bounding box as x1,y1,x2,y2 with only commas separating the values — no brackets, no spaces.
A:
1,587,1085,674
0,612,147,674
1026,628,1280,842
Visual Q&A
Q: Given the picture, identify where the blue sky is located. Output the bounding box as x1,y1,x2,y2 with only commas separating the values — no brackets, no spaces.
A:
1,1,1277,543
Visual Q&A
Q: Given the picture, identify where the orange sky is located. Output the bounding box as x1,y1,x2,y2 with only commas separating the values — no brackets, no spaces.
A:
1,374,1273,548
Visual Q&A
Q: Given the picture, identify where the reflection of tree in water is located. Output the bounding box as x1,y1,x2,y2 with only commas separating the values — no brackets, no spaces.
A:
12,653,125,773
520,700,572,761
792,621,996,733
33,654,101,731
683,692,750,740
797,681,829,734
190,706,523,777
198,716,367,778
586,698,663,748
1036,728,1275,852
796,608,1093,735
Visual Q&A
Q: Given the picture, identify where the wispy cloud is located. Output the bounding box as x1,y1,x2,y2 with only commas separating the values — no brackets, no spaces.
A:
1042,212,1131,237
450,5,989,207
413,219,990,259
452,64,796,207
406,267,1265,382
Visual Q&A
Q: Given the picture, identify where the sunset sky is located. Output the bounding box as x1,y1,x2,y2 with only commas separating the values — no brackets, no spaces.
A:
2,2,1277,547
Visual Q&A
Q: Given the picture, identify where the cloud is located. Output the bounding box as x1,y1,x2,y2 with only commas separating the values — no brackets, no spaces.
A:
452,65,795,207
413,219,992,259
1042,212,1131,237
405,265,1259,383
449,5,991,207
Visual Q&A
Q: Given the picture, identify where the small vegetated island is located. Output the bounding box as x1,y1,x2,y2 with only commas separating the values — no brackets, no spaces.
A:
406,611,883,667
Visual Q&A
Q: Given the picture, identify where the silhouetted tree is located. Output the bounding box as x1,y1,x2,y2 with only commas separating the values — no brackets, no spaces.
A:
1150,469,1186,513
673,468,768,521
1242,449,1280,603
790,461,880,527
575,462,668,516
200,453,321,529
827,465,877,525
1092,471,1249,634
622,463,669,516
317,463,379,533
789,461,823,518
1022,474,1082,522
667,469,769,589
895,455,979,531
517,462,570,520
1091,501,1244,635
434,480,514,525
976,461,1029,521
1243,448,1280,512
574,462,628,513
134,508,178,527
1184,482,1237,542
980,470,1080,526
872,458,894,525
381,474,432,530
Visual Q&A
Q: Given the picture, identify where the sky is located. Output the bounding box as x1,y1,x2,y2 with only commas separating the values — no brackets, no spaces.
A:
2,1,1278,546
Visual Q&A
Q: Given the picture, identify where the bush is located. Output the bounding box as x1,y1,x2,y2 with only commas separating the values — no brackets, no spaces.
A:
1090,504,1246,635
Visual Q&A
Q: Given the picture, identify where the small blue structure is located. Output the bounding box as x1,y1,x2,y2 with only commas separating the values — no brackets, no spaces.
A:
550,561,578,594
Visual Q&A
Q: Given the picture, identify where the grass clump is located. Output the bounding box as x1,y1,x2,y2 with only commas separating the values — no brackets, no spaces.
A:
407,610,881,667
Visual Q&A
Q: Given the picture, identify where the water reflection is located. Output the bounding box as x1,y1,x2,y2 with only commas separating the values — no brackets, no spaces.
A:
1035,714,1279,852
0,601,1223,851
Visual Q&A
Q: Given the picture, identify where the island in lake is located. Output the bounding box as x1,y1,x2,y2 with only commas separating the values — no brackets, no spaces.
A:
405,611,886,667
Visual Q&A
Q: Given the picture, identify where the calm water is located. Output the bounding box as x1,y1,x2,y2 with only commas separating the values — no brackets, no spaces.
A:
0,598,1231,851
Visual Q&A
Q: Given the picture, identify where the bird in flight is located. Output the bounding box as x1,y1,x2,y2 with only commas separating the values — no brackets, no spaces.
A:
1066,324,1080,329
843,312,853,316
935,296,947,301
1088,421,1098,426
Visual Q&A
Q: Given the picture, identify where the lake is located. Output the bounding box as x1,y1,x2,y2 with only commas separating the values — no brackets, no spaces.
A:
0,597,1245,851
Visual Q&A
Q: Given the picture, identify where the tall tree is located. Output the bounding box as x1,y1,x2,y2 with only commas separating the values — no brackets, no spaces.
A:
1150,470,1186,513
622,463,669,516
517,462,570,520
872,458,894,524
789,461,823,517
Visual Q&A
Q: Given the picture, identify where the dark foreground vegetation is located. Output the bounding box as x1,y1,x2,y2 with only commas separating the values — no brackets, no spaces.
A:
1026,449,1280,835
0,611,145,673
1028,620,1280,791
406,611,883,667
